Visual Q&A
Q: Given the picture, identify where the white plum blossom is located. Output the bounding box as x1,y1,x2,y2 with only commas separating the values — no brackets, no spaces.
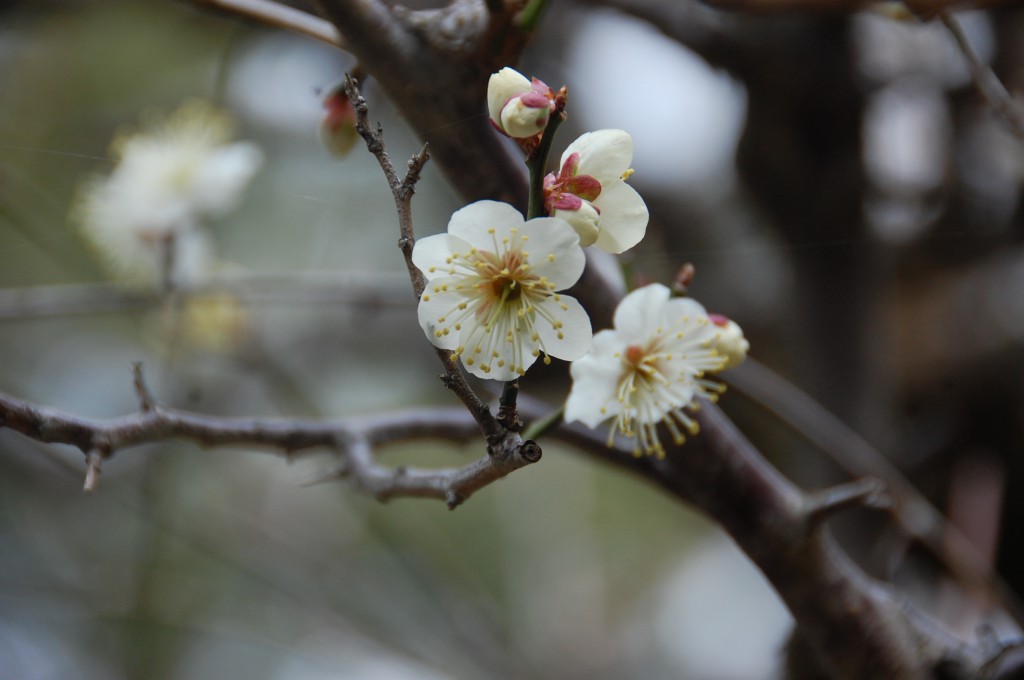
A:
75,99,263,283
413,200,592,381
487,67,556,139
565,283,737,457
544,129,648,253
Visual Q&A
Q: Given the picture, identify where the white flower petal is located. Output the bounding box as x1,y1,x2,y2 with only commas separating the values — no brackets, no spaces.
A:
563,129,633,186
592,182,649,254
500,99,550,138
447,200,525,250
534,294,593,362
416,278,469,351
517,216,585,289
487,68,532,128
553,202,600,247
612,284,672,341
411,233,471,279
191,142,264,217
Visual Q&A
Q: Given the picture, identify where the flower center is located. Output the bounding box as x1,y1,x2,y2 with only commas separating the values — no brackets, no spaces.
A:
543,152,602,214
624,344,646,366
490,275,524,302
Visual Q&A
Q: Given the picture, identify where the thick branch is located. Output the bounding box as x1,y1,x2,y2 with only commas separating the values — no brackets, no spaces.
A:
728,358,1024,624
544,400,987,679
196,0,343,46
0,388,541,507
312,0,528,206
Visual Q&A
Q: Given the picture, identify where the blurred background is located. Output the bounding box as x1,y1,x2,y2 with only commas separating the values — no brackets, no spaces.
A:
2,0,1023,677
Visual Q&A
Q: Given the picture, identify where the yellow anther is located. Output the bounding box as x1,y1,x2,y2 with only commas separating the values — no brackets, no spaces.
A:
423,294,431,301
621,168,635,180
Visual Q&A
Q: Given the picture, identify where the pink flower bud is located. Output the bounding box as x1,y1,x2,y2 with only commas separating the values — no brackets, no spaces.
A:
319,87,358,158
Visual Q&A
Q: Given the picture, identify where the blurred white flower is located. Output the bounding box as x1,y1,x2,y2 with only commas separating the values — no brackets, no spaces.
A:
564,283,731,457
487,67,555,139
544,129,648,253
75,99,263,284
413,200,592,381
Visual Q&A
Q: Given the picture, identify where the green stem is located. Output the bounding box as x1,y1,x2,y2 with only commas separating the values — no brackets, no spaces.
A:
525,110,565,220
516,0,548,32
522,405,564,441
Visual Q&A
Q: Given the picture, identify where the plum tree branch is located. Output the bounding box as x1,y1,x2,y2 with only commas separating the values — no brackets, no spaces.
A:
0,383,538,508
547,400,990,679
196,0,343,46
341,73,507,444
941,9,1024,140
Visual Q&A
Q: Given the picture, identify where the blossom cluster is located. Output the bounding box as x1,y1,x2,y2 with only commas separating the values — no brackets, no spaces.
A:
71,69,747,459
413,66,749,456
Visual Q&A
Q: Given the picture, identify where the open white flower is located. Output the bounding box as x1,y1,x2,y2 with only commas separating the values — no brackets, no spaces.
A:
487,67,555,139
75,99,263,283
564,283,733,457
413,200,592,381
544,129,648,253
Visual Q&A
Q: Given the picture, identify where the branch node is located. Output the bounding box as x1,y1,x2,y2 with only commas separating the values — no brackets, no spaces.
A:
497,380,522,431
519,439,542,463
446,489,464,510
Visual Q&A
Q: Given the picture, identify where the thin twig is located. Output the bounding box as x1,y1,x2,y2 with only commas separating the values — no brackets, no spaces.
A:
131,363,156,413
341,74,506,443
82,450,104,493
941,10,1024,140
196,0,344,47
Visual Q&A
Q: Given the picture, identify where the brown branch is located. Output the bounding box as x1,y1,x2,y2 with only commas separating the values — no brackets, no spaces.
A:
195,0,344,47
0,387,543,508
541,399,989,679
941,10,1024,140
727,357,1024,626
311,0,529,206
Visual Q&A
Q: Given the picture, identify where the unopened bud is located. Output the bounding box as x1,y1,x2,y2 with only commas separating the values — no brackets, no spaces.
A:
319,87,358,158
709,314,749,370
486,67,555,139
